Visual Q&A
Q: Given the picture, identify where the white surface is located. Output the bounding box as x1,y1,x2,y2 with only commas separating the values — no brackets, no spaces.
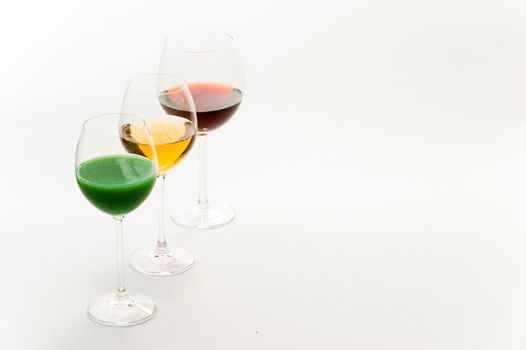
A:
1,0,526,349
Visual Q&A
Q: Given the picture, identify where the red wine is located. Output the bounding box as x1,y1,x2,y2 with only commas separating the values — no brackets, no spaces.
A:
161,82,242,133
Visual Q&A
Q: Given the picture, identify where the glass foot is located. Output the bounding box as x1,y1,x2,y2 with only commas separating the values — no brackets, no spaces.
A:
87,292,157,326
171,200,235,229
131,246,194,276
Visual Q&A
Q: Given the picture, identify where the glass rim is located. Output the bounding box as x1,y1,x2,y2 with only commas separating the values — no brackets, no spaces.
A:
163,28,235,54
82,113,147,138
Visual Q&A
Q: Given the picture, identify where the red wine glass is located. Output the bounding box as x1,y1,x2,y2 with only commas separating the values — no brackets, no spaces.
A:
160,29,245,229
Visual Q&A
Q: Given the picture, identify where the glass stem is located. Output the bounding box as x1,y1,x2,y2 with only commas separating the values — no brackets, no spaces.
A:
114,216,127,297
197,133,209,210
156,175,170,254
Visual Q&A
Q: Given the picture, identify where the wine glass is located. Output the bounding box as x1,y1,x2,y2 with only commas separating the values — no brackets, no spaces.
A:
75,113,158,326
122,73,197,275
160,29,245,229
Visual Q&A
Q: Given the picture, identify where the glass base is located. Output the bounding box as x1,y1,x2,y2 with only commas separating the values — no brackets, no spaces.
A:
87,292,157,327
171,200,235,229
131,246,194,276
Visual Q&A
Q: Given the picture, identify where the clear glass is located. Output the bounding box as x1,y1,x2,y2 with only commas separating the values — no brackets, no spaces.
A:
75,113,158,326
122,73,197,275
160,29,245,229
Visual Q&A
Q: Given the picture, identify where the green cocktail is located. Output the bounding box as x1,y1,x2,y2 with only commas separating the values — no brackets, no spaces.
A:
76,154,156,216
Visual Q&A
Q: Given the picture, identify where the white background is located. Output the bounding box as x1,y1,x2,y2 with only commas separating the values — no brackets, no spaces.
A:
1,0,525,349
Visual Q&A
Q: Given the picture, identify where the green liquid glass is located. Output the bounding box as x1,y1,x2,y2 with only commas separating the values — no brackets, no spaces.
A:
76,154,156,216
75,113,158,327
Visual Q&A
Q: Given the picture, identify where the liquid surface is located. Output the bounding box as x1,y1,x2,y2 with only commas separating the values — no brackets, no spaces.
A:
76,154,156,216
120,118,195,176
161,82,242,133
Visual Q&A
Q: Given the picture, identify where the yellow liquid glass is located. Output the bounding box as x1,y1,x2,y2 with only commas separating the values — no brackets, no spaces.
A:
121,117,195,176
